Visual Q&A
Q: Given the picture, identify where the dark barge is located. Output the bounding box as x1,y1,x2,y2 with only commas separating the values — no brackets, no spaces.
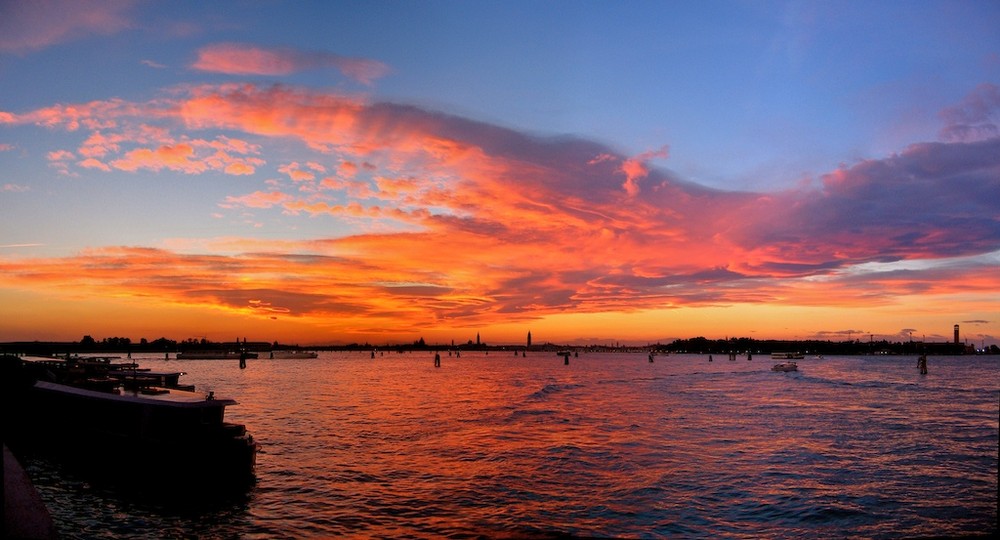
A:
3,355,258,494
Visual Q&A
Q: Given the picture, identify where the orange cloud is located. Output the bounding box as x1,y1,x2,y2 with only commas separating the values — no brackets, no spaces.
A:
111,143,206,173
224,161,256,175
373,176,420,199
3,241,997,345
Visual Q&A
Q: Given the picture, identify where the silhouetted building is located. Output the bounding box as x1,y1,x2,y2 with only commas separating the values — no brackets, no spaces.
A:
954,324,960,345
527,331,532,348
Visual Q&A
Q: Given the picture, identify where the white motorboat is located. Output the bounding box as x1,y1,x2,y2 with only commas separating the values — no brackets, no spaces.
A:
771,361,798,372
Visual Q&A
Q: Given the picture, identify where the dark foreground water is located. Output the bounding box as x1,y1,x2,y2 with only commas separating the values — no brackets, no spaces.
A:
21,352,998,538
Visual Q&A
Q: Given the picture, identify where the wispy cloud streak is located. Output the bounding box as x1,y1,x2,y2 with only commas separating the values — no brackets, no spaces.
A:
0,0,135,53
192,43,389,84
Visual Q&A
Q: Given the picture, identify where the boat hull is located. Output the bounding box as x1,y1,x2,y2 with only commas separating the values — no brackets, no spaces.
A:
5,367,258,494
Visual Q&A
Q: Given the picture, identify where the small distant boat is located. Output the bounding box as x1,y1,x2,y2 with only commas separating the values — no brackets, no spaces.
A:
269,350,318,359
772,361,798,372
771,352,804,360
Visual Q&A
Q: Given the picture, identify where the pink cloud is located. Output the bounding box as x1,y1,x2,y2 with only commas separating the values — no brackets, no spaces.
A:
620,146,669,196
2,98,138,131
0,0,136,53
78,131,120,158
335,160,379,179
588,153,616,165
222,190,293,209
191,43,389,84
338,161,359,178
199,136,261,156
47,149,75,161
939,83,1000,142
278,162,316,182
23,109,267,176
78,157,111,171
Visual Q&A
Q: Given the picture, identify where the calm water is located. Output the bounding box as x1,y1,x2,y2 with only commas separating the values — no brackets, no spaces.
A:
22,352,999,538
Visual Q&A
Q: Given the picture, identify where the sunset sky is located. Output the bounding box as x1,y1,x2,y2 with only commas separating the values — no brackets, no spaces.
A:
1,0,998,347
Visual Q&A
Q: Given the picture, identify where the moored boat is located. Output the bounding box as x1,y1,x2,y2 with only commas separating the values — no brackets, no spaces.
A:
771,352,804,360
4,355,258,493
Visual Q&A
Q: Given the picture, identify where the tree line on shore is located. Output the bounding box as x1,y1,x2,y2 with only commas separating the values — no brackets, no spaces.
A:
1,334,995,356
653,336,990,355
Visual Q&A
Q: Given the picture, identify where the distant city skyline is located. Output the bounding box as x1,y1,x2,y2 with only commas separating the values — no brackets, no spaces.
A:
1,1,998,347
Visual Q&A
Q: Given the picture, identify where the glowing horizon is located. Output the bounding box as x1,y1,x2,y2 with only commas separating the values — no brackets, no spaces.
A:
2,1,998,347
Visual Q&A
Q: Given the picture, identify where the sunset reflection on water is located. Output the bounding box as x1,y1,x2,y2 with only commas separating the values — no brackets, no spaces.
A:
27,352,999,538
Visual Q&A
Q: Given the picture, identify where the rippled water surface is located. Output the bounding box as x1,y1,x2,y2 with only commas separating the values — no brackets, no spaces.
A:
23,352,999,538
